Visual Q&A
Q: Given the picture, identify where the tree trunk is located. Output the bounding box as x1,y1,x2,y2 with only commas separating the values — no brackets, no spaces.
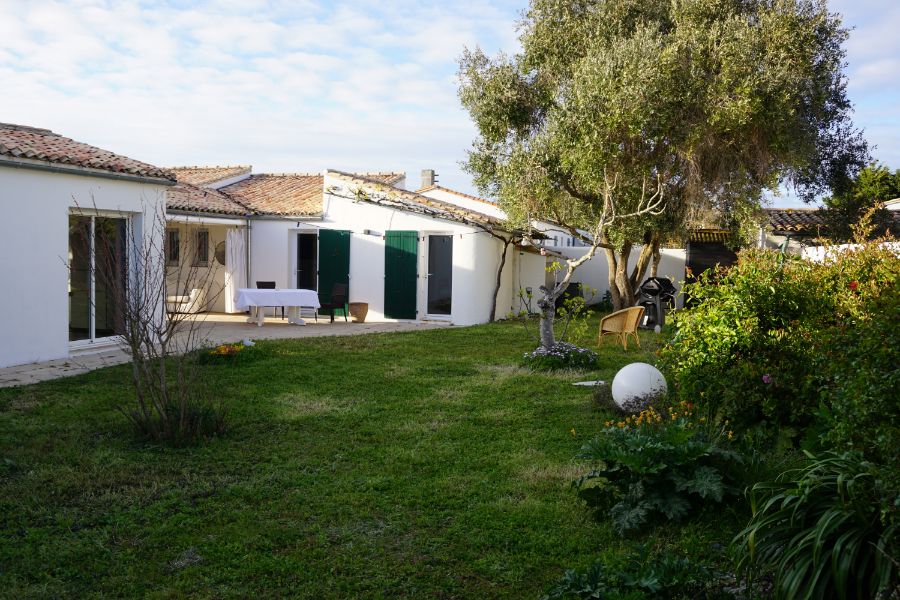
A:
490,238,512,321
649,239,661,277
537,296,557,348
604,246,620,310
604,235,662,311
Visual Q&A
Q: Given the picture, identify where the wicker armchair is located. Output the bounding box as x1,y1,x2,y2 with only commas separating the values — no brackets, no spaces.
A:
597,306,645,350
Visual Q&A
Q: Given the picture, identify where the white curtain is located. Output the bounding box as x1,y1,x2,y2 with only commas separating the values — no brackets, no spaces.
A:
225,227,247,313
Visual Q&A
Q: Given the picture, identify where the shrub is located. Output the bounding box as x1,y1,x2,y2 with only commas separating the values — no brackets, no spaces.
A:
543,549,712,599
660,241,900,450
575,404,743,535
733,451,899,600
815,274,900,466
522,342,598,371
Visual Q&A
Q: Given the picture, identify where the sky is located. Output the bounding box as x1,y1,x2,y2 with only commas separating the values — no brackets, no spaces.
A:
1,0,898,208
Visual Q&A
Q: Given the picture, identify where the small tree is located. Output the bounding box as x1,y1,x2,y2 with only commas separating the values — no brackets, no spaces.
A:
71,198,226,444
823,162,899,241
459,0,868,315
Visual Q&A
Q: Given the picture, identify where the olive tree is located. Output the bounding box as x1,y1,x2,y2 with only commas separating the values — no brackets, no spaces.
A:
459,0,868,324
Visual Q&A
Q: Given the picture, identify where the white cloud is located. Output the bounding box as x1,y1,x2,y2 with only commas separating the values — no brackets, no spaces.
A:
1,0,894,203
0,0,516,195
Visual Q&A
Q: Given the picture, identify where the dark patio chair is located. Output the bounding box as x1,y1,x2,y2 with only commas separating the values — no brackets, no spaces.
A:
317,283,348,323
256,281,284,320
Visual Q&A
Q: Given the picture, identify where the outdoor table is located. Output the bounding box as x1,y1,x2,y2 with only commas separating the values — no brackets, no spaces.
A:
235,288,320,326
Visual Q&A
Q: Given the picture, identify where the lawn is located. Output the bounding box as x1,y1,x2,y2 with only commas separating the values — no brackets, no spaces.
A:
0,319,734,598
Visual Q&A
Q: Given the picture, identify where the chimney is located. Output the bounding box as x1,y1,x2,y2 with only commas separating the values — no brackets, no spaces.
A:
421,169,437,189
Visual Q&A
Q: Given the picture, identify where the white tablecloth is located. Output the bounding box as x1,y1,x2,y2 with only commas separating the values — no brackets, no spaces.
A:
235,288,320,326
235,288,320,310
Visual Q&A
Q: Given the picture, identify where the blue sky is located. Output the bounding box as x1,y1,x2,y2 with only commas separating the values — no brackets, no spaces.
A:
1,0,897,207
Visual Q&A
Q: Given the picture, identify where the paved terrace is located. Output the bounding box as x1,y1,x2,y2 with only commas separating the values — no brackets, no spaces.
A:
0,313,449,388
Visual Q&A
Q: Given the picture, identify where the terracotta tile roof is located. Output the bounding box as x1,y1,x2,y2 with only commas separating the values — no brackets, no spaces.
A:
219,173,325,216
166,181,251,216
0,122,174,181
689,229,732,243
170,165,251,187
764,208,828,235
220,171,406,217
416,184,498,206
328,170,521,232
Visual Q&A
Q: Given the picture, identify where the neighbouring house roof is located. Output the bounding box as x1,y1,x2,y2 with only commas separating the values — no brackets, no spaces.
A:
166,181,252,216
170,165,251,187
689,229,732,243
220,171,406,217
764,208,828,236
328,170,528,234
416,184,498,207
0,122,174,181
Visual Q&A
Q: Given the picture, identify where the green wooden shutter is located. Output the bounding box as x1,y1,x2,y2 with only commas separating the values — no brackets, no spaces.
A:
318,229,350,308
384,231,418,319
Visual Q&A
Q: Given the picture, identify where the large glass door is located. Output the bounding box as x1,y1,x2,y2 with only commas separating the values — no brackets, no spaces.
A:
296,233,318,290
427,235,453,316
68,216,92,341
68,214,128,343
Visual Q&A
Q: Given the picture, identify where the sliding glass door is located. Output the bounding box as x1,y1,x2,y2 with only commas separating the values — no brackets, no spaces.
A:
68,214,128,343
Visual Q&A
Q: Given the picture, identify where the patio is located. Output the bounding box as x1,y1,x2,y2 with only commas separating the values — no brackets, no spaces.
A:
0,313,448,388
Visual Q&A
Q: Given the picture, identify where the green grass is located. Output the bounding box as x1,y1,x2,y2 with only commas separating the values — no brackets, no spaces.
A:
0,319,734,598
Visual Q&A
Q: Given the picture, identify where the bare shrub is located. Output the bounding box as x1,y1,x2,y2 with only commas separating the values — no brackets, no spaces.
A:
70,197,226,444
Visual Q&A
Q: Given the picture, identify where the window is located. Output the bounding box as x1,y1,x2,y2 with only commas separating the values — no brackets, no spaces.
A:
194,230,209,266
166,229,180,266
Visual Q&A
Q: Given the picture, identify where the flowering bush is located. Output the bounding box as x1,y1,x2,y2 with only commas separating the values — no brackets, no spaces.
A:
198,341,259,365
575,402,742,535
521,342,598,371
659,240,900,449
211,343,243,356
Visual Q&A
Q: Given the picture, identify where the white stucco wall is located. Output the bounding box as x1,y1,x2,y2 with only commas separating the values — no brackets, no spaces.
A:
554,246,687,308
0,165,168,368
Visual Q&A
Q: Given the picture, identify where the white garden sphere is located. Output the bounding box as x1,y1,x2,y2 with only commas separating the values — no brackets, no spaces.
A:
611,362,668,409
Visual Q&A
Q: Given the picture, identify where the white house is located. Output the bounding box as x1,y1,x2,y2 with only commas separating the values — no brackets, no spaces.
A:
0,122,174,369
167,167,548,326
322,170,548,325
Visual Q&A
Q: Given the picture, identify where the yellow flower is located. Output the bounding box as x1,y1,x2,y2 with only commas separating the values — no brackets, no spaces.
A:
570,428,576,436
727,431,734,440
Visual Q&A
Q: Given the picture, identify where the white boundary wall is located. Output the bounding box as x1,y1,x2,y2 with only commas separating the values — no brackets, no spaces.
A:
553,247,687,308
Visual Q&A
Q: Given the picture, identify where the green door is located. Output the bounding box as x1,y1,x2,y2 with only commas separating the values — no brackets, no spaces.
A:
384,231,418,319
318,229,350,310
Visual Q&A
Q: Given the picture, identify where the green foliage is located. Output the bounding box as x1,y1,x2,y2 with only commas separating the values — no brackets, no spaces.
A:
522,342,598,371
733,452,899,600
818,301,900,467
459,0,866,296
596,290,614,312
824,162,900,241
543,549,713,600
575,408,743,535
660,242,900,452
